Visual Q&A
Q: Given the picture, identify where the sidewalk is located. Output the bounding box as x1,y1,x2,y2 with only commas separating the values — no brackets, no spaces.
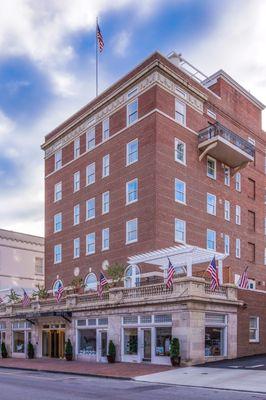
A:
135,366,266,393
0,358,172,379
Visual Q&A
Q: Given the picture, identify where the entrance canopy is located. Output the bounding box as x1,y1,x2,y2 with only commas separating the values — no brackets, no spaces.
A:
128,245,226,283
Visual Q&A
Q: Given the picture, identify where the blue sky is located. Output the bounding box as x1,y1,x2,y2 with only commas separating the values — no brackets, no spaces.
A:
0,0,265,236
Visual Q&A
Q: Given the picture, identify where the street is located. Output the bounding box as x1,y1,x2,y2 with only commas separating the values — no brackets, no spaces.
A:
0,368,265,400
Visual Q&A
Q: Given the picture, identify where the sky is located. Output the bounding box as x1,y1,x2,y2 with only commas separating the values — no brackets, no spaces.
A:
0,0,266,236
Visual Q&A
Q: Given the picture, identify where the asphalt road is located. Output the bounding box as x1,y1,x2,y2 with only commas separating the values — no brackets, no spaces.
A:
201,354,266,370
0,368,265,400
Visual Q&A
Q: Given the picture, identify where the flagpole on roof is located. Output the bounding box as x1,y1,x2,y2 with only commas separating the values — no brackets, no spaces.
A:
96,16,99,97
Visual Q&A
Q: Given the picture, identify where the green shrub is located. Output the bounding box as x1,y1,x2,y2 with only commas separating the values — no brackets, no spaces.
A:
108,340,116,358
27,341,34,359
1,342,7,358
65,339,73,361
170,338,180,358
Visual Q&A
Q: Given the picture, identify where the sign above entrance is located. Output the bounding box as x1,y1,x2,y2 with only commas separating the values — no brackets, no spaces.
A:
14,311,72,323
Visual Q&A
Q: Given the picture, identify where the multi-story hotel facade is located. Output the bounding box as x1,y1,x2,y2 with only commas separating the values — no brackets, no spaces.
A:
0,51,265,365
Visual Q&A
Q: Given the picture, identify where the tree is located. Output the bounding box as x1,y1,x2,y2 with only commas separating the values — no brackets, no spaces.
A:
106,263,125,287
6,289,21,303
32,284,48,300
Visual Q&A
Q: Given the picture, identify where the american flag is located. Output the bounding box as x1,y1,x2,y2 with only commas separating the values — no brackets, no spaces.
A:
97,22,104,52
207,257,219,290
166,258,175,289
238,267,249,289
56,283,64,303
22,289,31,307
97,272,108,298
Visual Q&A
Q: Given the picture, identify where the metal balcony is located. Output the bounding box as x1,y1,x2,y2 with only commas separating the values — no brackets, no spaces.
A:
198,122,255,169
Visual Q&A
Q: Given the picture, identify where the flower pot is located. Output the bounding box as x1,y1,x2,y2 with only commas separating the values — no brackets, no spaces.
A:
170,356,181,367
107,355,115,363
65,354,73,361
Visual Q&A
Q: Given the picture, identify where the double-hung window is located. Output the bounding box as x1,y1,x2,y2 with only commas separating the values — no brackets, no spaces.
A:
126,139,138,165
235,172,241,192
73,171,80,192
174,138,186,165
175,99,186,125
207,193,216,215
236,238,241,258
55,150,62,171
102,118,109,141
102,191,110,214
207,156,216,179
236,205,241,225
249,317,259,343
54,182,62,202
86,233,95,255
86,163,95,185
175,219,186,243
126,179,138,204
74,138,80,158
86,127,95,150
73,238,80,258
54,213,62,233
126,218,138,244
86,198,95,220
73,204,80,225
102,228,110,251
175,179,186,204
224,234,230,255
54,244,62,264
127,99,138,125
102,154,110,178
224,166,230,186
224,200,230,221
207,229,216,251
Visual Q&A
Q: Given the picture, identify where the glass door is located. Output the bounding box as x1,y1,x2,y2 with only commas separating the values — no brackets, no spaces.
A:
98,331,107,362
142,329,151,361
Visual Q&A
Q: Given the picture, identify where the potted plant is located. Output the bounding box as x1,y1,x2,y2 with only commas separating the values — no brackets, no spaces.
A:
65,339,73,361
107,340,116,363
1,342,8,358
27,341,34,359
6,289,21,304
106,263,125,288
32,284,49,300
170,337,181,366
70,277,84,294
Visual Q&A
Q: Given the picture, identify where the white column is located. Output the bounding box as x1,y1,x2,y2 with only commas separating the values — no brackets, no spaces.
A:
218,259,223,284
186,256,193,277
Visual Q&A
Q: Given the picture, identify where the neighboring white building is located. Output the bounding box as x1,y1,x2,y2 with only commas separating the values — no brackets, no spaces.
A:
0,229,44,298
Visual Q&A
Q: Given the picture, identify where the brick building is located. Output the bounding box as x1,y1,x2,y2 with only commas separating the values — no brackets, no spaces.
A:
0,51,265,365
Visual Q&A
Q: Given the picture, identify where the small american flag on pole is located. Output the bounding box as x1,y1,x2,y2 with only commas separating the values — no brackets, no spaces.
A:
22,289,31,307
207,256,219,291
97,272,108,299
56,283,64,303
97,22,104,52
166,258,175,289
238,267,249,289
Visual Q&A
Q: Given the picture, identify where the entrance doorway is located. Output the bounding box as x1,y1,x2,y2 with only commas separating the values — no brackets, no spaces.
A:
42,330,65,358
142,329,152,362
97,330,107,362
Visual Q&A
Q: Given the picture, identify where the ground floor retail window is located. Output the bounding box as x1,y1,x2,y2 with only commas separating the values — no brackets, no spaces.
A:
155,327,171,356
124,328,138,355
78,329,96,356
205,327,225,356
13,331,25,353
249,316,259,343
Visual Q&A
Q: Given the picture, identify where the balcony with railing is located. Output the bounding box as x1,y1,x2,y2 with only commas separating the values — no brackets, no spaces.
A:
198,122,255,168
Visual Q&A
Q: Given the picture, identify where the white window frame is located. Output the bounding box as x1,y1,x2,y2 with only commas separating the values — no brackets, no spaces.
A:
126,138,138,166
55,150,62,171
224,200,230,221
86,163,95,186
224,234,230,255
54,213,62,233
102,228,110,251
207,193,216,216
236,205,241,225
102,191,110,214
174,179,186,204
264,217,266,235
102,154,110,178
224,166,230,186
175,99,186,125
174,138,186,165
86,233,96,255
102,118,110,141
73,238,80,259
249,316,259,343
126,178,138,205
54,182,62,202
73,204,80,225
73,171,80,192
54,244,62,264
264,248,266,266
126,218,138,244
86,198,95,220
86,127,95,151
74,138,80,159
175,218,186,243
127,98,138,126
207,229,216,251
207,156,216,180
235,172,241,192
235,238,241,259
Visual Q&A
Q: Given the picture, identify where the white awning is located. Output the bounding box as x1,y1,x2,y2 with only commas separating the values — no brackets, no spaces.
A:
128,244,226,269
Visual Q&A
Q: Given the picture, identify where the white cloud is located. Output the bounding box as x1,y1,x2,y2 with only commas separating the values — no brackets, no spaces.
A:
0,111,15,140
113,30,132,57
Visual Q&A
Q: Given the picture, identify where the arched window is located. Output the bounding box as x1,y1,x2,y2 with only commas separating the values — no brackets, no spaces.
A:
53,279,63,295
84,273,97,291
124,265,140,288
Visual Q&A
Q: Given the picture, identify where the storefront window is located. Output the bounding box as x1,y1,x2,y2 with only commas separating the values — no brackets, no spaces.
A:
155,327,171,356
124,328,138,355
205,327,224,356
13,331,25,353
78,329,96,355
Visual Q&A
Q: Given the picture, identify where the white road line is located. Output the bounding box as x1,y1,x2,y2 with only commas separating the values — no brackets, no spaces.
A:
228,366,240,368
249,364,264,368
